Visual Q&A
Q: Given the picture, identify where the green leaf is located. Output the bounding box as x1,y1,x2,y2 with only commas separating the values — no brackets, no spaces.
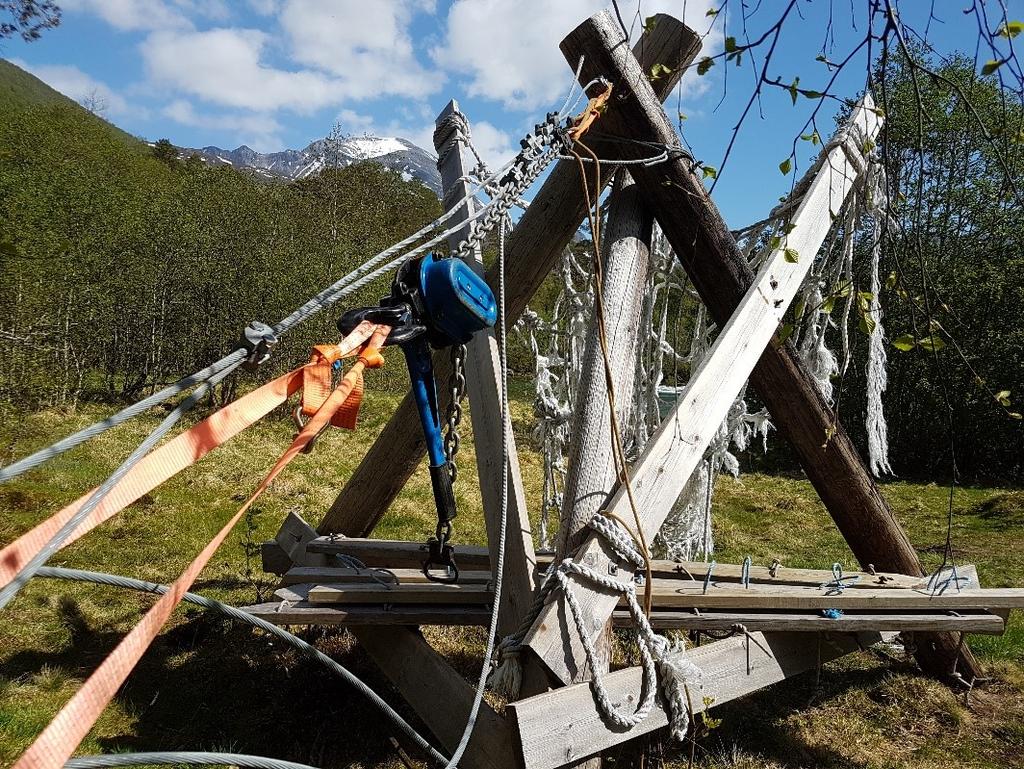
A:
859,313,876,335
697,56,714,76
702,165,717,180
997,20,1024,38
982,59,1004,76
800,131,821,145
995,389,1012,407
643,15,659,34
783,221,797,234
1009,412,1023,420
649,63,673,81
885,271,898,291
917,335,946,352
705,7,719,17
803,90,824,99
779,157,792,175
892,334,916,352
793,297,806,320
768,235,782,250
783,247,799,263
789,77,800,105
724,36,738,52
821,296,836,314
776,322,795,345
678,112,688,121
815,54,827,63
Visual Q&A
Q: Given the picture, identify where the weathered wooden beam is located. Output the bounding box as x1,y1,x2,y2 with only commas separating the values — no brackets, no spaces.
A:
306,537,493,570
316,14,701,538
557,9,982,684
353,626,514,769
508,631,885,769
243,599,1006,635
279,566,495,586
522,89,882,686
433,99,538,636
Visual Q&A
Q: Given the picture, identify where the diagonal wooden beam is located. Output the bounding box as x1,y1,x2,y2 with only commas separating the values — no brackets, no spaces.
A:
554,9,981,684
315,14,700,538
509,631,886,769
354,626,514,769
521,85,882,685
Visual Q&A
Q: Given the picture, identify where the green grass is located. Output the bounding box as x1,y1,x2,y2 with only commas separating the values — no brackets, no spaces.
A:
0,381,1022,769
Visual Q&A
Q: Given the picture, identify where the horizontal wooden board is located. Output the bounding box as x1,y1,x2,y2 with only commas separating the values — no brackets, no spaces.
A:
509,631,888,769
305,537,492,570
280,566,494,586
243,596,1002,634
308,582,493,605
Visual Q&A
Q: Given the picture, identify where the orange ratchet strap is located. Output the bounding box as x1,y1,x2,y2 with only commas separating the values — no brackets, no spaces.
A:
13,324,390,769
0,320,380,591
568,81,613,141
300,338,384,431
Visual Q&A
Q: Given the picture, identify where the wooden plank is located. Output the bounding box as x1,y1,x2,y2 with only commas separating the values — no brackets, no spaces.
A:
353,626,514,769
244,599,494,626
306,537,492,570
433,100,538,636
509,631,886,769
280,566,493,586
316,14,701,538
647,610,1005,634
558,8,982,684
523,89,883,685
303,581,1024,611
308,582,492,605
243,599,1004,635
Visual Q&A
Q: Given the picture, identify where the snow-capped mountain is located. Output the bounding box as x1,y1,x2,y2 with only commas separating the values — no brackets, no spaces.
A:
180,135,442,194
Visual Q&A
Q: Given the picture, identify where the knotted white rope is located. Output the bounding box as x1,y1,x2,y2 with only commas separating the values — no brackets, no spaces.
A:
489,513,702,740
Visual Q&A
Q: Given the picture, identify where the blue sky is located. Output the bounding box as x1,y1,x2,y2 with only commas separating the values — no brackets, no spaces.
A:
2,0,1020,226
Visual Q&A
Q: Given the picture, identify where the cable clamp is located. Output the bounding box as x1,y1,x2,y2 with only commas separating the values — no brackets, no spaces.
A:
241,321,278,370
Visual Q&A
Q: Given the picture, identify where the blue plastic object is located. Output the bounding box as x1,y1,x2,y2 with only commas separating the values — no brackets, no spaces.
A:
420,254,497,344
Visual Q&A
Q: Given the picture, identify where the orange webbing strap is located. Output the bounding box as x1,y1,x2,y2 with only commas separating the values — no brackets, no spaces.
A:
13,324,391,769
301,336,385,430
0,320,380,590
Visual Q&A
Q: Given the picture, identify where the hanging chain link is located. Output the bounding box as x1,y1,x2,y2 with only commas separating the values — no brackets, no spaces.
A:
444,343,468,483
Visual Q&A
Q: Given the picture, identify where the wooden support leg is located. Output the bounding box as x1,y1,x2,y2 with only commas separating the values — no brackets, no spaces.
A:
354,626,515,769
315,15,701,539
557,10,981,684
553,170,654,768
433,100,537,637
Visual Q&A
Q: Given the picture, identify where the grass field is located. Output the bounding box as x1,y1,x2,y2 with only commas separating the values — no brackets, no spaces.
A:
1,379,1022,769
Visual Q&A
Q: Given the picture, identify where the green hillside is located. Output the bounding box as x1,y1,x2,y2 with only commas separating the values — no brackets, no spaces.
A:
0,58,141,146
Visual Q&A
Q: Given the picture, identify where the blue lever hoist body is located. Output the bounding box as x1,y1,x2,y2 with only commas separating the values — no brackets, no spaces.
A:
338,254,497,582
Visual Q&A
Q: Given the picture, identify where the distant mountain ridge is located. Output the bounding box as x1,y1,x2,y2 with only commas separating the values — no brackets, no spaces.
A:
179,135,442,193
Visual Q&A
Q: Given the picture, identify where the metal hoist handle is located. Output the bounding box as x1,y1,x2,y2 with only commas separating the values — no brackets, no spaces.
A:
338,253,496,583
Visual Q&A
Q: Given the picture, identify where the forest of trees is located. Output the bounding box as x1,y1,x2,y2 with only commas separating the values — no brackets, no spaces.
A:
0,43,1020,484
0,101,440,410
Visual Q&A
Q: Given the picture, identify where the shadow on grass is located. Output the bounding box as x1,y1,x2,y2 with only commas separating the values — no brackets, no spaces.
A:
0,599,436,768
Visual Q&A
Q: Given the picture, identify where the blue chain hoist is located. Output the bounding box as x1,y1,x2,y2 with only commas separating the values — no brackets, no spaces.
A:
338,253,496,583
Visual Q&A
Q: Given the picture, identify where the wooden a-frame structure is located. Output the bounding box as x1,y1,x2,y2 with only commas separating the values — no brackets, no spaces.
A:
248,11,1023,769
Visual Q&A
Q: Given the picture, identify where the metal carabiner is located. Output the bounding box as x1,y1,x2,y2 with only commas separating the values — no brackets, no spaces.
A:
292,405,330,454
422,522,459,584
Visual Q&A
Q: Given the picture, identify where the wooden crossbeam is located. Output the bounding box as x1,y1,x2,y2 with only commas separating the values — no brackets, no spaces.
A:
243,598,1006,636
279,566,495,586
521,89,883,685
315,15,701,538
508,631,887,769
557,9,982,683
306,537,493,570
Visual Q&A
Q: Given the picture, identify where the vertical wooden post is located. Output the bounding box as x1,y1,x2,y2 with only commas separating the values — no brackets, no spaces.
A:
556,9,981,683
554,170,654,767
433,100,537,636
315,15,700,538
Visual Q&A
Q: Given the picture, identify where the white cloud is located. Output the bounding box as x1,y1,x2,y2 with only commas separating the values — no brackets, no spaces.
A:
162,99,284,150
62,0,192,31
279,0,443,100
142,27,347,113
467,120,515,170
246,0,280,14
10,59,132,117
434,0,721,111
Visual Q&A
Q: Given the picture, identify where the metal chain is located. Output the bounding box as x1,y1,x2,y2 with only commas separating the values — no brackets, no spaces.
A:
444,343,468,483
